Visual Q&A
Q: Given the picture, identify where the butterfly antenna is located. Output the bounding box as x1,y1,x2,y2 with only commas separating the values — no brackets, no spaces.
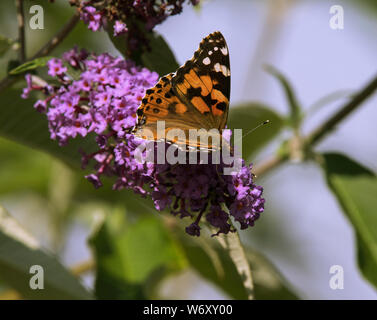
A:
224,120,269,158
232,120,270,145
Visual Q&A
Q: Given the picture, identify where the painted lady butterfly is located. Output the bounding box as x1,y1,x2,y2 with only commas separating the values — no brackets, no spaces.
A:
132,31,230,151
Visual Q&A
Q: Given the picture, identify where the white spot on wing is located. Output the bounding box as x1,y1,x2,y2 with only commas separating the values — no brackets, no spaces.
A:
220,47,228,55
221,64,230,77
214,63,230,77
214,47,218,51
202,57,211,65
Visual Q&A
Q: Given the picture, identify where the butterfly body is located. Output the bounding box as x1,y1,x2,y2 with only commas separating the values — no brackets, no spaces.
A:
132,31,230,151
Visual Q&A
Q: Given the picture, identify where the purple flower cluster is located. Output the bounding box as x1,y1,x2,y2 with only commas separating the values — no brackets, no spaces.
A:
71,0,200,53
151,159,265,236
80,6,103,32
23,48,158,146
22,48,264,236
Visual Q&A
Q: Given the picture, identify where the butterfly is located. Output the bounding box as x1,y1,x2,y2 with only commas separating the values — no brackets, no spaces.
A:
132,31,230,152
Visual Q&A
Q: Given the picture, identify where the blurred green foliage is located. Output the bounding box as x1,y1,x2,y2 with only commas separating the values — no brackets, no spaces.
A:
323,153,377,290
0,206,92,299
91,208,187,299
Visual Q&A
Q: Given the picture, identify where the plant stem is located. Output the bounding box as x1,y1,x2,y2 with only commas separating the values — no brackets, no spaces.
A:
0,12,80,93
15,0,26,62
306,73,377,146
30,12,80,59
71,259,94,276
253,153,288,177
254,73,377,177
242,0,295,98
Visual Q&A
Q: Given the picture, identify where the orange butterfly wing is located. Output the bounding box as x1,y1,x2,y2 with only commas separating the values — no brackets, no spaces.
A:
132,31,230,151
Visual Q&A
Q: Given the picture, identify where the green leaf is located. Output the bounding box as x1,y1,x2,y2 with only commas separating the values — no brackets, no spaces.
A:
141,33,179,76
9,56,53,75
106,26,179,76
264,65,302,129
90,209,186,299
215,225,254,299
0,205,92,299
177,232,248,299
322,152,377,289
0,35,13,57
0,89,97,169
228,103,284,160
176,230,298,300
